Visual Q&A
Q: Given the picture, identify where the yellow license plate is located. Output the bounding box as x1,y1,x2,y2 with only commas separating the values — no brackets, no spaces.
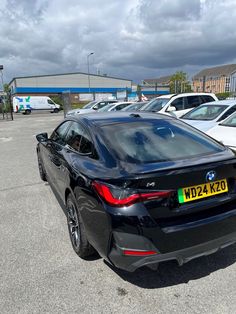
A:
178,179,228,204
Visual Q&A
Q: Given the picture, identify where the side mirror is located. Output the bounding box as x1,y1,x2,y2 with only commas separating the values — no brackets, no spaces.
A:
36,132,48,142
167,105,176,112
93,105,98,110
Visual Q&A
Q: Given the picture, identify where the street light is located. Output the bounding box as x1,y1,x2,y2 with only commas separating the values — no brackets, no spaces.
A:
87,52,94,95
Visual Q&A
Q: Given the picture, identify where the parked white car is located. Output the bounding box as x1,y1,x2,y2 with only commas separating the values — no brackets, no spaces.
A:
207,111,236,152
141,93,218,118
98,101,134,112
66,100,117,117
181,100,236,132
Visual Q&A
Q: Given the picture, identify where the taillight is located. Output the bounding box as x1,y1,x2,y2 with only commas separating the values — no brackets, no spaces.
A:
123,250,157,256
92,181,172,207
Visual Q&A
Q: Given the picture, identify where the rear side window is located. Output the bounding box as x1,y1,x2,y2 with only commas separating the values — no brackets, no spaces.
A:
101,120,223,164
201,95,215,103
65,121,94,154
185,96,201,109
50,121,71,145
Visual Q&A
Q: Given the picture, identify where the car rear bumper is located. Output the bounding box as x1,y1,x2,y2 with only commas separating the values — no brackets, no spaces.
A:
108,231,236,272
106,205,236,272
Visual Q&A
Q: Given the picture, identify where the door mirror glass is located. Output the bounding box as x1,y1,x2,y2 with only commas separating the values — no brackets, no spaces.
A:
36,132,48,142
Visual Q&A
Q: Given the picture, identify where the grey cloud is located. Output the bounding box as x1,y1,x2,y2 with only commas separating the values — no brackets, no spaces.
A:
0,0,236,83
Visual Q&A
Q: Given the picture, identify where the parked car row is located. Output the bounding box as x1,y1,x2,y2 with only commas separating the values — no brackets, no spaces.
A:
66,93,236,150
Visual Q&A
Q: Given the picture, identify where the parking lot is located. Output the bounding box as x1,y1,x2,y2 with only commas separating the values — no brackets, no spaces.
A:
0,112,236,314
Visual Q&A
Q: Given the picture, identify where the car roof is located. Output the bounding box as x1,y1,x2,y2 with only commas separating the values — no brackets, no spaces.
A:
156,92,216,99
198,100,236,106
67,111,175,127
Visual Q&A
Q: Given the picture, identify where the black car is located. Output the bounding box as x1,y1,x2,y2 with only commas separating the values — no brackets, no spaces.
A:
36,112,236,272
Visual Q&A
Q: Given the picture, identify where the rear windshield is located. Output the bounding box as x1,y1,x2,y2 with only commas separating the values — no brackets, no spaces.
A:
182,105,228,121
101,120,224,163
142,98,169,112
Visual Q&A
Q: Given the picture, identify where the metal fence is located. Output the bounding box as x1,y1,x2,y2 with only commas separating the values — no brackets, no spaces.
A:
0,94,13,121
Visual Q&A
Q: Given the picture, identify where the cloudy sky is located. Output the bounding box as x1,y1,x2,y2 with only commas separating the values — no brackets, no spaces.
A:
1,0,236,83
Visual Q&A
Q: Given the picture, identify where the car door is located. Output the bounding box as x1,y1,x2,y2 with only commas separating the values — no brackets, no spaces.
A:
167,97,185,117
41,121,71,188
53,121,95,198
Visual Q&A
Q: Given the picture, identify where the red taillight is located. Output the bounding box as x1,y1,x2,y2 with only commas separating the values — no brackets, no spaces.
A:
92,181,172,207
123,250,157,256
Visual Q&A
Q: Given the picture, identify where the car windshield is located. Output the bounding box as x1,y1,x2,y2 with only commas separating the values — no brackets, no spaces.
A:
182,104,228,121
100,120,224,164
98,104,114,112
221,112,236,127
83,101,97,109
142,98,169,112
122,102,146,111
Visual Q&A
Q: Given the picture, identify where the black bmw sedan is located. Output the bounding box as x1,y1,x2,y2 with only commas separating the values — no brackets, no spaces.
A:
36,112,236,272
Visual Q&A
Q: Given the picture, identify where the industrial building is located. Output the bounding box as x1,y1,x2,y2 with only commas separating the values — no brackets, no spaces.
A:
9,72,132,101
193,64,236,94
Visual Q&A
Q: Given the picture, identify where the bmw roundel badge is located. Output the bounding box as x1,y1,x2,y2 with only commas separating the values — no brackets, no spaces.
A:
206,171,217,182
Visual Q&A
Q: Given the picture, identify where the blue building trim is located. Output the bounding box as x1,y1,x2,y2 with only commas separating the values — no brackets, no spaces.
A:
142,90,169,95
13,87,132,94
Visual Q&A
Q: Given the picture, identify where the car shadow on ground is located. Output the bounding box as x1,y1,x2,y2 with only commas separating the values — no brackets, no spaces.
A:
105,244,236,288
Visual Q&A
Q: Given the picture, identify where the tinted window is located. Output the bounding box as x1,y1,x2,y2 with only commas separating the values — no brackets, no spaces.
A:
182,105,228,121
47,99,54,104
201,95,215,103
185,96,201,109
65,122,94,154
170,97,184,110
218,105,236,121
50,121,71,145
101,120,223,164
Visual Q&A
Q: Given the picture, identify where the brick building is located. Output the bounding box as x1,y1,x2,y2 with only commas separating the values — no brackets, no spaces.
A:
193,64,236,94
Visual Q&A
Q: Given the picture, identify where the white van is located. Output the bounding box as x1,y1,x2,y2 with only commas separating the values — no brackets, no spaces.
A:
13,96,60,114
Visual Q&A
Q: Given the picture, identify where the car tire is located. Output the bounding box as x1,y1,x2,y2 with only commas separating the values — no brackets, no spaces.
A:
66,194,95,258
24,109,31,115
53,108,59,113
37,154,47,182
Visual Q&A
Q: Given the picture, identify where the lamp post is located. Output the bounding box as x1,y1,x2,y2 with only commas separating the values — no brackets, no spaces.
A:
87,52,94,96
0,65,4,119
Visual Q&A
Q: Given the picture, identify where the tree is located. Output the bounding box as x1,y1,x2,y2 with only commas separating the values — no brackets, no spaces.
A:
169,71,192,94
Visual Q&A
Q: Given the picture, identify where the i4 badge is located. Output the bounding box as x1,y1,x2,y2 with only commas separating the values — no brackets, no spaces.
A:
206,171,216,182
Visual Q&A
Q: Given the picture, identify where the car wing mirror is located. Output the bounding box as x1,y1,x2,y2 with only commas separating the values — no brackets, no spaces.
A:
166,105,176,112
36,132,48,142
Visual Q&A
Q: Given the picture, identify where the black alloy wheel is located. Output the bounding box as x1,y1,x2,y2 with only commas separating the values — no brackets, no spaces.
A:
66,194,95,258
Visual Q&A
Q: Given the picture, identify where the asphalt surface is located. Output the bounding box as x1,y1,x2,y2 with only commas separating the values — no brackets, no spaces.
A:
0,112,236,314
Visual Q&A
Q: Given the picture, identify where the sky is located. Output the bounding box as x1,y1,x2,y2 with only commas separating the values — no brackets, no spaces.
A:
1,0,236,84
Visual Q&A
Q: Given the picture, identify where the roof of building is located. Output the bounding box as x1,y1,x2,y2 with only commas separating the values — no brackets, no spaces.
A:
9,71,132,86
143,75,172,85
193,64,236,79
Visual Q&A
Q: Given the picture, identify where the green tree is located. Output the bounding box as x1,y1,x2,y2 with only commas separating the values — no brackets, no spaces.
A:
169,71,192,94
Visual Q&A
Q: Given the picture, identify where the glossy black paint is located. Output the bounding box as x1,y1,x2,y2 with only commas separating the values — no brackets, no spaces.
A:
37,112,236,271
